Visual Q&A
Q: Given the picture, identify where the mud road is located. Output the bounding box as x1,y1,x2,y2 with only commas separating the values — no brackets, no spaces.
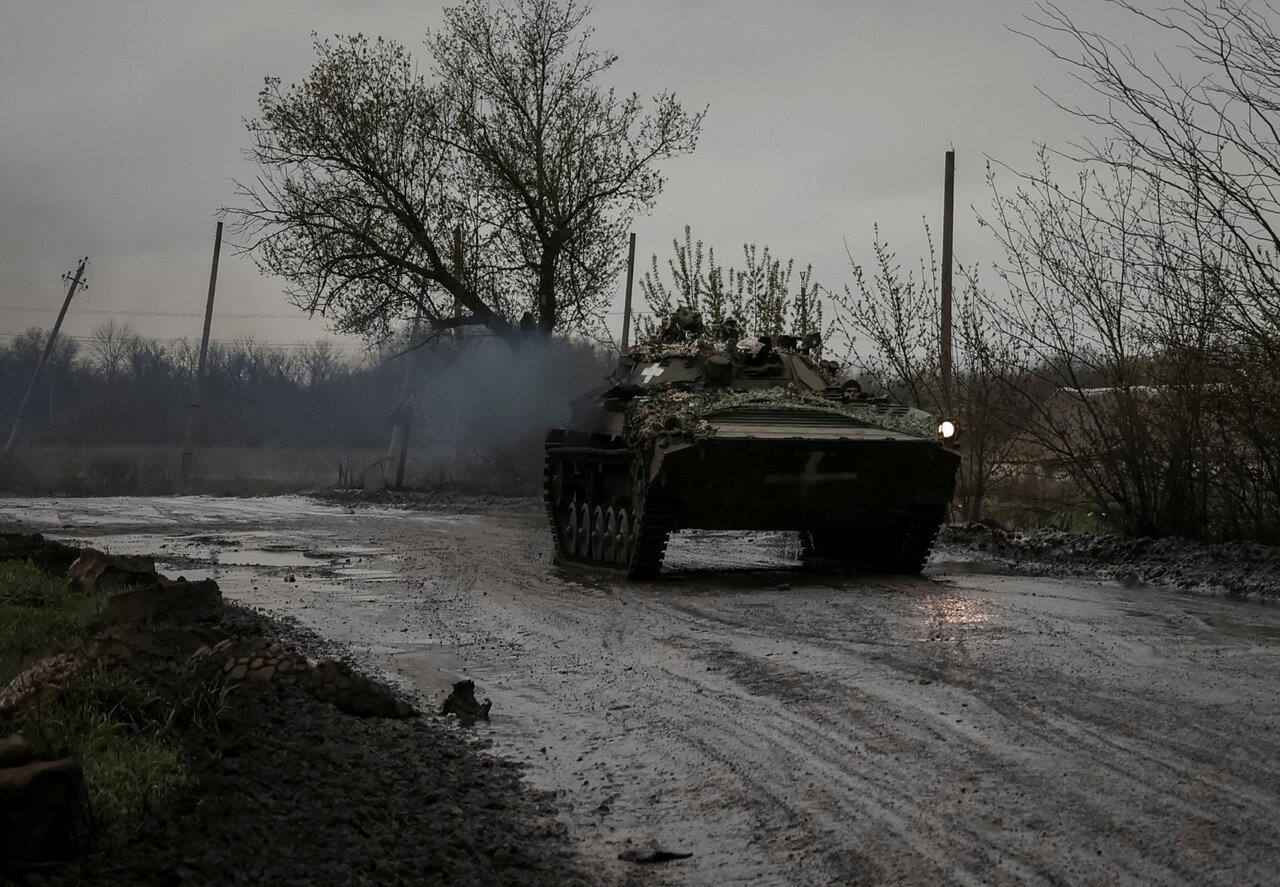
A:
4,495,1280,885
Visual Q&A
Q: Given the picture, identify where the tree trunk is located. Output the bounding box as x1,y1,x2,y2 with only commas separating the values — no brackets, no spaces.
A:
536,253,558,332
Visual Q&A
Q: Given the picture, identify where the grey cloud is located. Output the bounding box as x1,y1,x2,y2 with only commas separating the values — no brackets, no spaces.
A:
0,0,1172,346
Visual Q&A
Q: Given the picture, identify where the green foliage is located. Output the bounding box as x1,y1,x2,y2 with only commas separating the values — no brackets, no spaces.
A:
20,667,185,829
0,563,194,830
637,225,828,345
0,561,102,686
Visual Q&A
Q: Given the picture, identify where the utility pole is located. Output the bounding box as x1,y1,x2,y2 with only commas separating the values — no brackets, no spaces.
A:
941,149,956,407
386,313,420,490
451,226,464,339
3,258,87,457
179,221,223,486
620,232,637,351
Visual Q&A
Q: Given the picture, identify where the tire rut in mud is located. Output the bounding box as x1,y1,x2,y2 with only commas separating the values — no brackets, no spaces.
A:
619,585,1280,885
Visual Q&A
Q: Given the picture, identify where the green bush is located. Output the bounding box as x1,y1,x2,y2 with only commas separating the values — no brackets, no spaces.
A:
20,667,185,828
0,560,103,686
0,562,189,830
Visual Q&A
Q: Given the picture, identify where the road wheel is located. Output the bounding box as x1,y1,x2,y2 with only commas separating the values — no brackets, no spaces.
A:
628,512,642,565
566,503,580,556
630,460,648,515
577,502,591,558
590,505,605,561
615,508,631,566
549,463,568,509
603,507,618,563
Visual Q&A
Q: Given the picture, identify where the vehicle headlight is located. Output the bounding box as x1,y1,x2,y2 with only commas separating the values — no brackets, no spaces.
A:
937,419,958,440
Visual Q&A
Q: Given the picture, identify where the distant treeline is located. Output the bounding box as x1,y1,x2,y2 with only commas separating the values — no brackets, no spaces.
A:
0,325,397,448
0,323,610,468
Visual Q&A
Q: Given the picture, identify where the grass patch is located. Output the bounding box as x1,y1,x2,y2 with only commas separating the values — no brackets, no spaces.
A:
0,562,194,831
0,560,103,687
19,667,185,828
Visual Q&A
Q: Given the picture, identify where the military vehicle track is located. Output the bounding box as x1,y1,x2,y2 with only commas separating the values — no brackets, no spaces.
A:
543,444,673,579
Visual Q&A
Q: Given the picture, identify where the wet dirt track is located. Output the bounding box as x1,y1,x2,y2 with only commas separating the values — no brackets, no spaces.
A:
5,496,1280,886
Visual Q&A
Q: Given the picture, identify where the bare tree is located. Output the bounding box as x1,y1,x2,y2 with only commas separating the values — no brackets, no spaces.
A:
978,152,1237,536
229,0,704,345
989,0,1280,538
638,226,735,329
298,340,342,391
1022,0,1280,354
88,320,138,397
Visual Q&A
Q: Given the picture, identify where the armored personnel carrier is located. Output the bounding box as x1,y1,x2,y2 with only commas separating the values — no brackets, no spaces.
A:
543,309,960,578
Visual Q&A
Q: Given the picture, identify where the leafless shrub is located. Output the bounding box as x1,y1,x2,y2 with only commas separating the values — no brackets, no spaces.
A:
986,0,1280,539
830,225,1029,521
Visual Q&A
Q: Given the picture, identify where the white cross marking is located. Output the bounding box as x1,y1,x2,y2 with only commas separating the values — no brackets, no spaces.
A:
640,363,665,383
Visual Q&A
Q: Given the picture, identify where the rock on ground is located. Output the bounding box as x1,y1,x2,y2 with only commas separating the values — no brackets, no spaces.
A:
0,752,90,866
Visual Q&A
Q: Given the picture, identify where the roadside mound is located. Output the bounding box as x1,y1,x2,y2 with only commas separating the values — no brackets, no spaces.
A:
939,523,1280,596
0,532,597,886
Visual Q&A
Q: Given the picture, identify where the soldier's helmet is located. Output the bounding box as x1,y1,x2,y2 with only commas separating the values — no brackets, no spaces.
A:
661,305,705,342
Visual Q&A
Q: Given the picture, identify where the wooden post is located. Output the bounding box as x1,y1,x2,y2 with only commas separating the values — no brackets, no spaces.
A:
180,221,222,485
620,232,637,351
941,150,955,406
3,258,87,456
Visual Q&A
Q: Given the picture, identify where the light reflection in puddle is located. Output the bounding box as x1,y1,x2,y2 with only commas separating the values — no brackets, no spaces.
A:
912,594,995,629
940,597,992,625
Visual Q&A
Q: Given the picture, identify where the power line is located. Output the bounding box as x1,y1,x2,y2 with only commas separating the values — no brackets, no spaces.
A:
0,305,636,317
0,305,312,320
0,331,367,350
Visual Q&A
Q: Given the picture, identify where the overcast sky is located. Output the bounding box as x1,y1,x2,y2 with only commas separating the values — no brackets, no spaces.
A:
0,0,1154,354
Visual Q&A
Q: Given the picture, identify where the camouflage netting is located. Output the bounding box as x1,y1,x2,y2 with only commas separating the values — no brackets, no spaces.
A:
622,384,939,448
624,389,715,445
624,340,726,363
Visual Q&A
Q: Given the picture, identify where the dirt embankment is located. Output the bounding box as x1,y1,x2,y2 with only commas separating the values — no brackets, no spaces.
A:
1,533,601,887
34,620,597,887
940,522,1280,596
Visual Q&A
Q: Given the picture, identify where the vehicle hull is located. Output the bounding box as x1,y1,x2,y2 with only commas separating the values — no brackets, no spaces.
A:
653,436,959,531
544,406,960,576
